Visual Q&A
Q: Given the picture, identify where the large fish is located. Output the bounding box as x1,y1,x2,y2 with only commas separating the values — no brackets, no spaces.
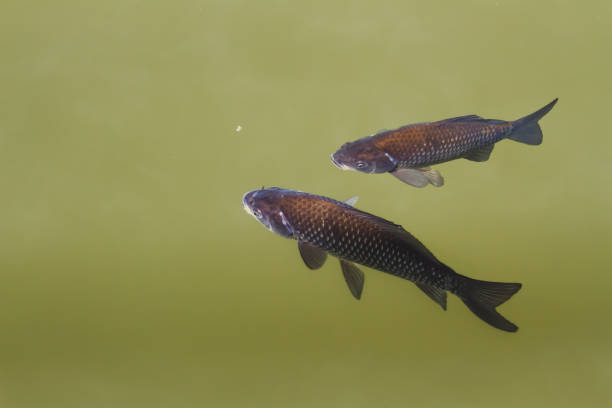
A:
331,99,558,187
242,187,522,332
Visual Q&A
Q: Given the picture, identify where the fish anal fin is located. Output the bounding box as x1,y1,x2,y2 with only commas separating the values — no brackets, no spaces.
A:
391,168,444,187
415,283,447,310
298,241,327,270
339,259,364,300
464,144,495,162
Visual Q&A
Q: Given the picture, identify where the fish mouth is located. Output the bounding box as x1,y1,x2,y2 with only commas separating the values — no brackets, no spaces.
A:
330,153,342,168
330,153,353,171
242,191,256,217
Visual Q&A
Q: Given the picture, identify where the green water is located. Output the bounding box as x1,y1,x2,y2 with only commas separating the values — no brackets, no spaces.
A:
1,1,610,407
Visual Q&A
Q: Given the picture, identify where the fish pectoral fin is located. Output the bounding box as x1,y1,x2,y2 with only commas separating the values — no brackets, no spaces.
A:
414,283,447,310
391,168,444,187
463,144,495,162
343,196,359,207
339,259,365,300
298,241,327,270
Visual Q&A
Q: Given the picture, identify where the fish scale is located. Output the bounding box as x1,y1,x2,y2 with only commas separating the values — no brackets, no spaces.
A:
282,191,450,289
375,122,513,168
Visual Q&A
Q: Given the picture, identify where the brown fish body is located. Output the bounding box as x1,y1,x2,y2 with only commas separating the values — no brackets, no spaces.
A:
243,187,522,332
331,99,558,187
372,119,513,168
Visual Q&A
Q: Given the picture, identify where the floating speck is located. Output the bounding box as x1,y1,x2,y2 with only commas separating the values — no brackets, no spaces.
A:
236,125,242,132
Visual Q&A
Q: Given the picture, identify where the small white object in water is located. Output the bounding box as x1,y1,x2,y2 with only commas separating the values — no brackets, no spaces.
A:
236,125,242,132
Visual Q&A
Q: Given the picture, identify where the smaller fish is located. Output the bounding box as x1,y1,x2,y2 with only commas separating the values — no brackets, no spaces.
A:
243,187,522,332
331,99,558,187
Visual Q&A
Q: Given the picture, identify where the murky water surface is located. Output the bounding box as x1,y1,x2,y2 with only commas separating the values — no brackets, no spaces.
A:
1,1,610,407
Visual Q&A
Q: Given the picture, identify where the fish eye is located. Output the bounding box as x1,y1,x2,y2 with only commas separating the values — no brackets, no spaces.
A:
253,209,263,218
356,161,367,169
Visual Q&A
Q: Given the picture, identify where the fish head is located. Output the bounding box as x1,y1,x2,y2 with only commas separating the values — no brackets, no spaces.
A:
242,188,295,238
331,137,396,174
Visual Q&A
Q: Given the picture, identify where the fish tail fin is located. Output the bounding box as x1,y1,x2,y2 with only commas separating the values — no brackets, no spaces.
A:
457,276,522,332
508,98,558,145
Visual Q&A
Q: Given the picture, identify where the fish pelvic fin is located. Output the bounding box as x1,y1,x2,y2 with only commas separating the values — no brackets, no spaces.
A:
458,277,522,332
508,98,558,145
391,167,444,187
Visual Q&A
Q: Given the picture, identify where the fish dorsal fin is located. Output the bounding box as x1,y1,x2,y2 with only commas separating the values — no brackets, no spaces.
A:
346,207,441,266
437,115,506,125
343,196,359,207
464,144,495,162
396,122,429,131
397,230,441,265
339,259,365,300
414,283,447,310
298,241,327,270
439,114,483,123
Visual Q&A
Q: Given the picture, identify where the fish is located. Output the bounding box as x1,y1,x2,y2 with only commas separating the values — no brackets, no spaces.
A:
242,187,522,332
331,98,558,187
